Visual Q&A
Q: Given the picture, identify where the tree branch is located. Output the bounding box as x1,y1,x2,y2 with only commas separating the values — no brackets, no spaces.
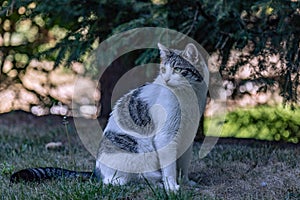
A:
196,1,214,22
185,9,199,36
0,0,15,16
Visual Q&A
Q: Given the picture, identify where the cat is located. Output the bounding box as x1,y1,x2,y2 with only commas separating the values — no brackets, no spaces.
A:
10,43,209,192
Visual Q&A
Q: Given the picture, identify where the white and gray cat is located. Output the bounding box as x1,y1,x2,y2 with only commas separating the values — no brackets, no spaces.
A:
11,43,209,191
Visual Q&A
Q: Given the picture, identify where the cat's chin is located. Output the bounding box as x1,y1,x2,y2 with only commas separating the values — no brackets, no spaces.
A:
163,81,177,87
165,80,189,88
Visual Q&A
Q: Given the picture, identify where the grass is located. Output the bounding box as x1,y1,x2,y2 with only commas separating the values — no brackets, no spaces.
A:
1,111,300,199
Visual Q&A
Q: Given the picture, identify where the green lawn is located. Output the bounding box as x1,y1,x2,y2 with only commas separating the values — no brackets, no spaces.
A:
1,111,299,199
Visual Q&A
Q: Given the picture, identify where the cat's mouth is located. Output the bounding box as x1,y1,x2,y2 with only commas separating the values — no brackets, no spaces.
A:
164,80,179,87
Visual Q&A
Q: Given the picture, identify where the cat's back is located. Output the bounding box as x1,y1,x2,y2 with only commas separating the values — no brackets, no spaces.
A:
114,82,179,114
104,82,181,136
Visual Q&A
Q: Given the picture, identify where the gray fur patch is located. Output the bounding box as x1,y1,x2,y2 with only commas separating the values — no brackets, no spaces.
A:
105,130,139,153
115,86,155,135
129,88,151,126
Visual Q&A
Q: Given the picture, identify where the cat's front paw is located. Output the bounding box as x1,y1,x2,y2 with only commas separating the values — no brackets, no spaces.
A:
103,177,127,186
187,180,197,186
163,177,180,192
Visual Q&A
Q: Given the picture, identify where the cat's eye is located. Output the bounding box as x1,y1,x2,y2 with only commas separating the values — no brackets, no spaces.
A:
160,67,166,73
181,70,188,76
173,67,181,73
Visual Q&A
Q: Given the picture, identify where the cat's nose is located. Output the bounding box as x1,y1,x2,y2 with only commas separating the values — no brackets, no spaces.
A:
165,78,170,83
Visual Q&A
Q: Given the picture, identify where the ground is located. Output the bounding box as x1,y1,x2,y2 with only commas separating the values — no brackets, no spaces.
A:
0,111,299,199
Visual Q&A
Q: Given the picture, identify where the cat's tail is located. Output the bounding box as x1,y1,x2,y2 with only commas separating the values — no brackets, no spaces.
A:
10,167,94,183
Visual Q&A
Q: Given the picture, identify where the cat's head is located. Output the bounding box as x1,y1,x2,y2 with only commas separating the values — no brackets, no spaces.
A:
157,43,204,87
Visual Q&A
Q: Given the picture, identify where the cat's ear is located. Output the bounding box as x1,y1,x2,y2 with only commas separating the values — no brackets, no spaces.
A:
182,43,199,64
158,43,170,59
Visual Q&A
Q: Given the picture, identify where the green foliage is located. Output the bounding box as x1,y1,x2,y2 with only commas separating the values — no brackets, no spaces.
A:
1,0,300,103
208,106,300,143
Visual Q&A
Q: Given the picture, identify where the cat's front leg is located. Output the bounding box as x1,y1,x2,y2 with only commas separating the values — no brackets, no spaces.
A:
161,162,179,191
177,144,193,184
155,138,179,191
